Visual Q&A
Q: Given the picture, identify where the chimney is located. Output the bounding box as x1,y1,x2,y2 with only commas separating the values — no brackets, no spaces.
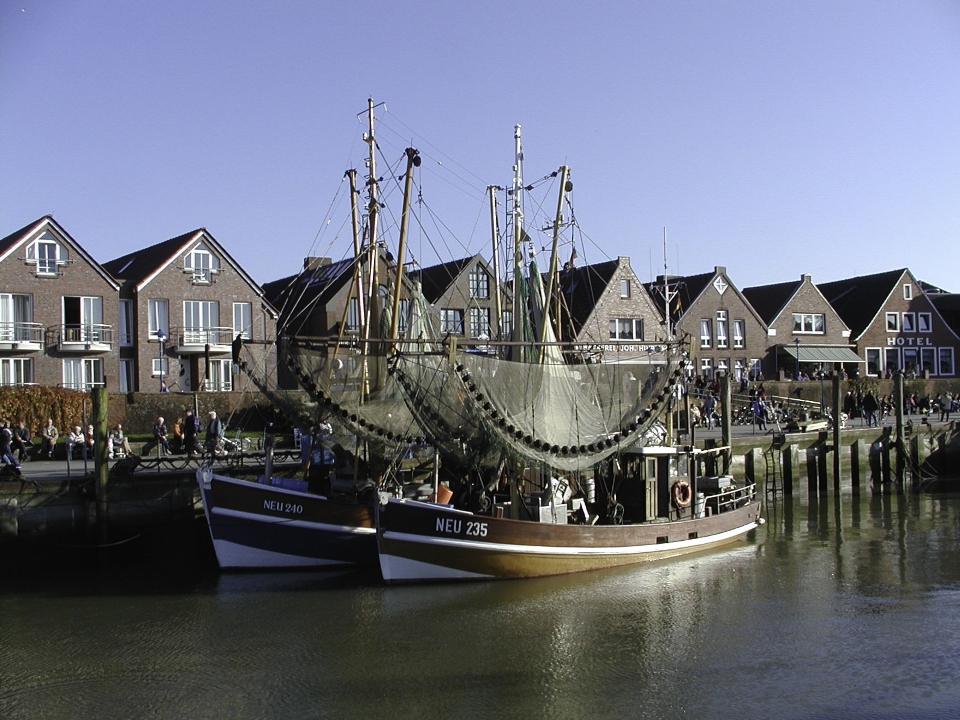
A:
303,257,332,271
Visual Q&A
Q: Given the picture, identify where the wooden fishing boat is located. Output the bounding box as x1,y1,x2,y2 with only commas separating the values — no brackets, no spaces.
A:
377,445,761,582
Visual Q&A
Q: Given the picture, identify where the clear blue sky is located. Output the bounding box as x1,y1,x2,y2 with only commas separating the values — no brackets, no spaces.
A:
2,0,959,290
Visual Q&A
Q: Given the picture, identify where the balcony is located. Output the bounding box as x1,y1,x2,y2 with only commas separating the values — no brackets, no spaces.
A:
173,326,233,355
57,324,113,353
0,322,44,352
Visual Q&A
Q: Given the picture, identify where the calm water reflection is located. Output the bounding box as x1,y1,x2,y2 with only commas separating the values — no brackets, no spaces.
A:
3,492,960,719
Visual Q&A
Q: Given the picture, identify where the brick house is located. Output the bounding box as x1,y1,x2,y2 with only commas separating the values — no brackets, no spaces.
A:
102,228,277,393
646,266,767,381
413,255,508,343
554,256,664,362
264,251,415,390
819,268,959,378
0,216,120,389
742,274,861,379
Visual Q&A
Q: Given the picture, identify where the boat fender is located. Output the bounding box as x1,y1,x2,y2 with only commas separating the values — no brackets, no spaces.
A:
671,480,692,509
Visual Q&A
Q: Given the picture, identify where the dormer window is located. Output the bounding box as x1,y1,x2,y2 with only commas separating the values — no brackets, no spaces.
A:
183,244,220,284
25,232,68,276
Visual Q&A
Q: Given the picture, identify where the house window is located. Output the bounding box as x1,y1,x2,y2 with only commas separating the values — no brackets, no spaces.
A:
700,358,713,379
62,358,103,390
732,320,745,348
734,358,746,380
903,283,912,300
792,313,825,334
26,232,67,276
119,300,134,346
501,310,513,338
205,359,233,392
0,358,32,386
440,309,463,335
233,302,253,340
939,347,955,376
0,293,33,342
183,301,219,344
716,358,729,375
346,298,360,333
902,312,916,333
918,313,932,333
903,348,919,376
699,320,712,348
620,279,631,298
468,307,491,338
62,296,104,343
716,311,728,348
609,318,643,340
920,348,936,376
469,267,490,299
119,359,135,392
885,313,899,332
152,357,169,377
866,348,881,376
184,244,220,284
148,299,169,337
884,348,900,374
398,298,409,335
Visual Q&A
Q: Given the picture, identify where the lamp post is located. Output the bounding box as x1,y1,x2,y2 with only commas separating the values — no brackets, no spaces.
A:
794,338,801,381
156,329,167,392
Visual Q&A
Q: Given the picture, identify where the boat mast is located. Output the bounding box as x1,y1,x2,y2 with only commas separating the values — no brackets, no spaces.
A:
511,124,524,346
663,227,671,341
539,164,569,348
346,169,366,340
389,147,420,341
488,185,503,342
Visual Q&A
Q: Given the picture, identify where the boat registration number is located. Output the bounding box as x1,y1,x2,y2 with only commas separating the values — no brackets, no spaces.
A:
263,500,304,515
436,518,488,537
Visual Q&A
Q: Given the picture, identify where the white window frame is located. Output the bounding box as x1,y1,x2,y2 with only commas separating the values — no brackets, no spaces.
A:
699,319,712,349
152,357,169,377
939,347,955,376
184,244,220,284
0,357,32,385
183,300,219,343
233,302,253,340
884,348,900,374
902,312,916,333
346,298,360,333
500,310,512,338
866,348,881,377
920,347,936,376
205,359,233,392
62,358,103,390
903,283,913,300
620,279,631,298
700,357,713,379
148,299,169,338
26,233,67,276
918,312,932,333
732,320,745,349
0,293,33,342
716,311,728,349
468,307,491,338
885,312,899,333
903,347,919,375
793,313,825,334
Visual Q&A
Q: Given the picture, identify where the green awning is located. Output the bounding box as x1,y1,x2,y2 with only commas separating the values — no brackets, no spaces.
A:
780,345,863,364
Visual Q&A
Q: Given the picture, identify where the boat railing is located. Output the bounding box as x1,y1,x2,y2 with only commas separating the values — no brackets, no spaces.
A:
704,482,756,516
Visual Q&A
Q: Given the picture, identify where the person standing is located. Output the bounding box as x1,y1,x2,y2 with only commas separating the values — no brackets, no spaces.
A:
40,419,58,459
182,409,203,456
862,391,879,427
205,411,224,455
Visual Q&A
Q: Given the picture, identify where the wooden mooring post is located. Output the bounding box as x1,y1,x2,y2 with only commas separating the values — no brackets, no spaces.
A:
91,387,110,522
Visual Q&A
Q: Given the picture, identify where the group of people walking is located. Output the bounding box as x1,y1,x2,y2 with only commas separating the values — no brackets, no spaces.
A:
141,409,225,457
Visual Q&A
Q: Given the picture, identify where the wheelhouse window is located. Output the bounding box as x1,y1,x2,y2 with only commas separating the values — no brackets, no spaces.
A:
346,298,360,333
792,313,825,334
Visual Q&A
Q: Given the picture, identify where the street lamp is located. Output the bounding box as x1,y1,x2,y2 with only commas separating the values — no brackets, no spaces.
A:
156,329,167,392
794,337,801,381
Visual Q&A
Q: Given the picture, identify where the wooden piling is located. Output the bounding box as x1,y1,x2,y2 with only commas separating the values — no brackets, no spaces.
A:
92,387,109,522
832,374,842,493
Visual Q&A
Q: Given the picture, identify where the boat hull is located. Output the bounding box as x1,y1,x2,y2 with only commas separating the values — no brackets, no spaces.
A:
378,497,761,582
196,468,377,569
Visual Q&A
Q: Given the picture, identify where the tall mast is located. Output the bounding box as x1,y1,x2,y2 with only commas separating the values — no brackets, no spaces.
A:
389,147,420,340
488,185,503,342
511,124,524,345
663,227,671,340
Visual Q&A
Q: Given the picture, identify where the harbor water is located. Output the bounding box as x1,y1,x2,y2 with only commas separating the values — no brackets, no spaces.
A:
2,490,960,719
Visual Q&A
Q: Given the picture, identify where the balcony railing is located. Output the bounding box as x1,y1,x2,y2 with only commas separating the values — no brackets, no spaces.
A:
58,324,113,352
174,326,233,354
0,322,44,351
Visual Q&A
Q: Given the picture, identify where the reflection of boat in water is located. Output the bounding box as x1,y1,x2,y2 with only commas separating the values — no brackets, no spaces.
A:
377,445,761,582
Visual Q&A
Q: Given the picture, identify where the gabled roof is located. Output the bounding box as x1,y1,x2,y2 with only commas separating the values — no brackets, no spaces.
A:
818,268,908,339
644,269,722,326
411,257,476,304
741,278,802,325
557,259,620,334
0,215,120,290
263,256,358,327
102,228,267,303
